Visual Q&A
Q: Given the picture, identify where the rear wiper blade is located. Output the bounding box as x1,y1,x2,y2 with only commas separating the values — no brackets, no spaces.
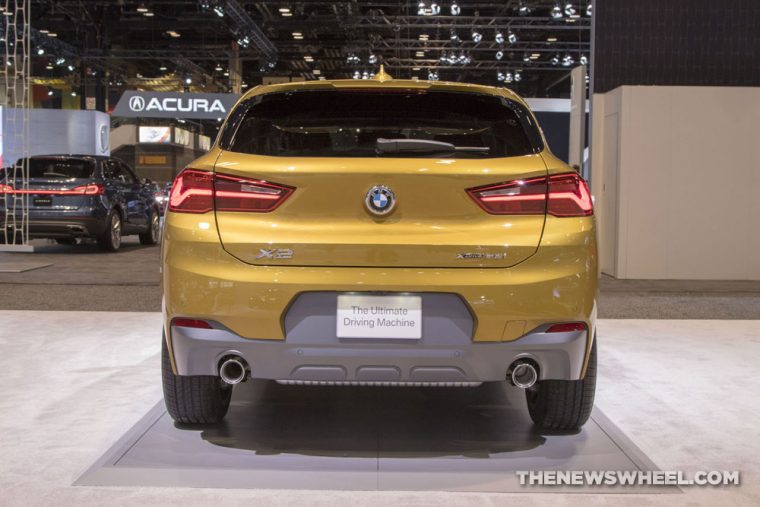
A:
376,138,490,155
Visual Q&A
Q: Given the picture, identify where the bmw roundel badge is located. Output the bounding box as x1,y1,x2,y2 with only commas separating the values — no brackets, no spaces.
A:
365,185,396,216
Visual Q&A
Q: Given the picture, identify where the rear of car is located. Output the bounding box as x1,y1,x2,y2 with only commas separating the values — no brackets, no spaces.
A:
161,78,598,430
1,155,161,250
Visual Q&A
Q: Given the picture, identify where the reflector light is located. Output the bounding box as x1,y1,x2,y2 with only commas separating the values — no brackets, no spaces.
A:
168,169,293,214
546,322,587,333
467,172,593,217
172,318,213,329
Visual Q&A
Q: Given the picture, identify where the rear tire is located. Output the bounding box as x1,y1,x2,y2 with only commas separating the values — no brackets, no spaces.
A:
526,336,597,431
161,333,232,424
139,208,160,245
97,210,122,252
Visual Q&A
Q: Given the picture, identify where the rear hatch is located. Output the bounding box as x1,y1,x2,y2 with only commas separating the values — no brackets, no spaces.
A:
2,157,97,211
213,87,547,269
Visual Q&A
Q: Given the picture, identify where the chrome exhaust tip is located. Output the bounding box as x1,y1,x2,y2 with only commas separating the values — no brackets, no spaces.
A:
508,360,538,389
219,357,248,385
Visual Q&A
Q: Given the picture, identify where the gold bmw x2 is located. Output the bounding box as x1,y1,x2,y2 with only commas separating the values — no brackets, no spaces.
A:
162,72,598,430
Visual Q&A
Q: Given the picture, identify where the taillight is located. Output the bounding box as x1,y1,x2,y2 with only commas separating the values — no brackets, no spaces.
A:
172,318,213,329
168,169,293,214
72,184,105,195
214,173,294,212
467,172,593,217
546,322,587,333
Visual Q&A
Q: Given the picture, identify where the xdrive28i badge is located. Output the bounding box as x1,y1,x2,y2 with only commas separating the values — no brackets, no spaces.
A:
365,185,396,216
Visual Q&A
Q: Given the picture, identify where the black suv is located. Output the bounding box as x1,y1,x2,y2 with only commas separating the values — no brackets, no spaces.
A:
1,155,160,251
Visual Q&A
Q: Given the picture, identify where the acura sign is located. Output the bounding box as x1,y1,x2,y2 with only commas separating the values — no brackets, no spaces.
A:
113,91,241,120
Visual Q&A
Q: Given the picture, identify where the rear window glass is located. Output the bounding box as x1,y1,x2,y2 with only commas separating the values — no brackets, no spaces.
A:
225,90,541,158
28,158,95,179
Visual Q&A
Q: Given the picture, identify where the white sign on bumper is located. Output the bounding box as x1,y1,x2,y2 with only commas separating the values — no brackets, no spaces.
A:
336,295,422,339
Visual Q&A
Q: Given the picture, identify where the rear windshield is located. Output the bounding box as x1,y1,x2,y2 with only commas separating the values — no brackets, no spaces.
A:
223,90,542,158
28,158,95,179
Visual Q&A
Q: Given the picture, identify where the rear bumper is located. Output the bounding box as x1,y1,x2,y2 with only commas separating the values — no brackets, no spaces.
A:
2,207,107,238
170,322,588,383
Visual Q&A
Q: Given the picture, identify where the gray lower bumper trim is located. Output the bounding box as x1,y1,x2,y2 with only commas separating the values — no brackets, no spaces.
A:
170,325,589,383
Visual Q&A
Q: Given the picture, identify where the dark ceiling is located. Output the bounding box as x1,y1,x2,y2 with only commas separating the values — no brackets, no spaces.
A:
27,0,591,97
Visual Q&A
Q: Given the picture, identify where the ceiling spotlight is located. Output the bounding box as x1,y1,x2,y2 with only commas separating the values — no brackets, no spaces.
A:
185,76,192,84
143,11,154,17
45,64,53,70
430,2,441,15
497,71,505,82
450,29,460,42
564,3,576,16
416,50,425,57
427,70,439,81
137,5,148,13
551,5,563,19
313,69,321,75
47,32,57,37
514,70,522,82
450,1,461,15
70,90,77,97
346,53,361,65
495,31,504,44
471,29,482,43
495,50,504,61
213,4,224,17
268,61,276,68
353,70,361,79
362,70,370,80
67,64,75,71
562,53,574,66
368,53,378,64
518,3,530,15
166,30,181,38
303,55,314,62
47,89,53,96
55,57,65,65
586,2,592,16
580,54,588,65
523,53,530,62
550,54,560,65
458,51,471,64
417,1,426,15
37,48,45,55
507,31,517,44
505,72,513,84
292,31,303,40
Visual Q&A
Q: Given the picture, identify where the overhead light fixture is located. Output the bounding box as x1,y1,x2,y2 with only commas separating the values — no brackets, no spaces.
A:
137,5,148,13
586,2,592,16
418,34,429,41
523,53,530,62
550,54,560,65
518,3,530,15
368,53,378,64
507,31,517,44
70,90,77,97
39,29,49,34
55,57,65,65
412,66,421,71
427,70,439,81
551,5,563,19
223,71,229,76
430,2,441,15
497,71,505,82
160,65,167,71
564,2,576,16
213,4,224,17
471,29,482,43
415,51,425,57
303,55,314,62
450,29,459,42
313,69,321,75
562,53,574,66
45,64,53,70
292,31,303,40
530,53,540,59
505,72,513,84
166,30,181,38
495,50,504,60
580,54,588,65
514,70,522,82
37,48,45,55
352,70,361,79
215,64,223,71
547,37,558,42
47,32,57,37
495,31,505,44
278,7,291,13
67,64,75,71
143,11,154,17
47,89,53,96
185,76,192,84
450,1,461,16
458,51,471,64
417,1,426,15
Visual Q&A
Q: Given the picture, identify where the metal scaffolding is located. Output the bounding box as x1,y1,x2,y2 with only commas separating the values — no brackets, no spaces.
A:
1,0,32,251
